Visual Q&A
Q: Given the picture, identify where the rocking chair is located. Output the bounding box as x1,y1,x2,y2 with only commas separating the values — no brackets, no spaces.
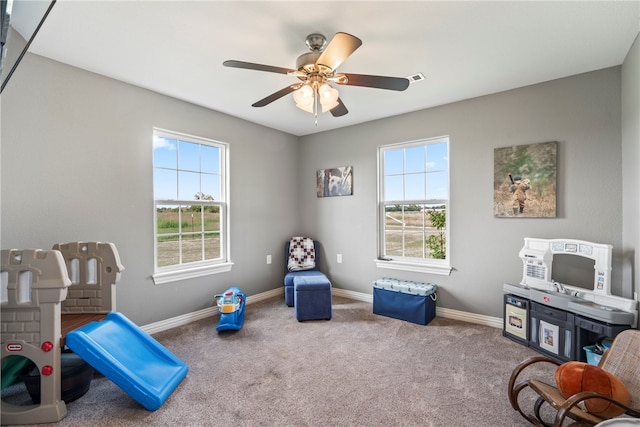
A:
508,329,640,426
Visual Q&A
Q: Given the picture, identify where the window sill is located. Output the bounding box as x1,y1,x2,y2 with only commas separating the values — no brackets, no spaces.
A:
152,262,234,285
374,259,452,276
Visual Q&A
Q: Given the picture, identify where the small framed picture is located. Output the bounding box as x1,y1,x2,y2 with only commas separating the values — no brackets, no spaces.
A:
539,320,559,354
316,166,353,197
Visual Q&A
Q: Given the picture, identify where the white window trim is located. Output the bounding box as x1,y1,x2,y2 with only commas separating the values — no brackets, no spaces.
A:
152,261,234,285
374,258,452,275
377,136,451,274
151,128,232,285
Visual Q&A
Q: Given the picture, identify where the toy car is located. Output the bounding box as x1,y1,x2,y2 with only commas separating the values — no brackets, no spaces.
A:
214,287,246,332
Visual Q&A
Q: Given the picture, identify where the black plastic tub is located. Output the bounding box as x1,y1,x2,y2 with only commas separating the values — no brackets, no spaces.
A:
22,351,94,404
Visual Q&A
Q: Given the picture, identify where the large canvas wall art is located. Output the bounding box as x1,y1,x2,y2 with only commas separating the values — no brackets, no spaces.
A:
494,141,557,218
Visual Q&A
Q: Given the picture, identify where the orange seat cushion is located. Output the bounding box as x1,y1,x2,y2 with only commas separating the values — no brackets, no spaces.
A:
555,361,631,418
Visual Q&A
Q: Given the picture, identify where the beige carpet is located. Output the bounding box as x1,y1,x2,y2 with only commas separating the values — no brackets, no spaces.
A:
3,296,551,426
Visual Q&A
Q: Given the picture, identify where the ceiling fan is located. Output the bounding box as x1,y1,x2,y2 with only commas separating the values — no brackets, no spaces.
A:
223,32,410,118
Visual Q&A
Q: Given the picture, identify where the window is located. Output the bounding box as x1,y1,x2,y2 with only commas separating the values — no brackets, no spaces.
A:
377,136,451,275
152,129,231,284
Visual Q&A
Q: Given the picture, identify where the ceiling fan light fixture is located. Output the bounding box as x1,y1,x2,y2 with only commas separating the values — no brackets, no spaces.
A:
318,83,339,112
293,84,314,112
295,100,314,113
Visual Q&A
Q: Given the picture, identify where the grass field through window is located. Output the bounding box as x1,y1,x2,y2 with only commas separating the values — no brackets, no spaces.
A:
156,210,220,266
384,210,444,258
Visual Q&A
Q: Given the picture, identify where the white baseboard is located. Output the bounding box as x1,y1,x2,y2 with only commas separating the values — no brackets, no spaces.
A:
332,287,373,303
141,288,284,335
333,288,502,329
436,306,503,329
142,287,502,335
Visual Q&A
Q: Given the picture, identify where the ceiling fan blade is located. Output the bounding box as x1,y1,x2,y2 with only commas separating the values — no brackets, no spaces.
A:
315,32,362,71
252,84,300,107
330,98,348,117
223,60,294,75
337,73,410,91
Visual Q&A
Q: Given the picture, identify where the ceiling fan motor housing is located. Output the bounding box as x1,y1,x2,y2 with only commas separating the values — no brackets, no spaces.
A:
296,51,322,72
297,33,328,72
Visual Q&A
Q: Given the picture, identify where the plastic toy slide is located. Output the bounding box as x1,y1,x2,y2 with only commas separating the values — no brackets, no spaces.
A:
214,287,246,332
65,312,188,411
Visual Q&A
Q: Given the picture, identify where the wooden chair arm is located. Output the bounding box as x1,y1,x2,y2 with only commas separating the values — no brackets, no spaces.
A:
508,356,561,409
554,391,640,427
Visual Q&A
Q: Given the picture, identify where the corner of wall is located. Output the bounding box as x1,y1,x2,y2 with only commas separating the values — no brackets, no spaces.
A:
621,31,640,300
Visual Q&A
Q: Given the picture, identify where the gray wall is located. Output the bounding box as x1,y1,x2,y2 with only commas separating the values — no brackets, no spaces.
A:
622,34,640,302
1,50,637,323
1,54,300,325
299,67,626,319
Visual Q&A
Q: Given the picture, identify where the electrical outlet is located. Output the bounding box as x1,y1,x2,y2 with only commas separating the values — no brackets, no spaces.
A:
337,254,342,263
266,255,272,265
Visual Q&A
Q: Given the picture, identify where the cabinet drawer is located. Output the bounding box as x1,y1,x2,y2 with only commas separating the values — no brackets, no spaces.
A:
532,301,568,321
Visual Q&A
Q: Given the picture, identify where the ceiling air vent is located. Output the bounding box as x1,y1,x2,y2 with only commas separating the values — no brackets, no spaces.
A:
407,72,425,84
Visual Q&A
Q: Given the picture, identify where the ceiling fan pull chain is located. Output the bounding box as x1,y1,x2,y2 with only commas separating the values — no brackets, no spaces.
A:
314,90,318,126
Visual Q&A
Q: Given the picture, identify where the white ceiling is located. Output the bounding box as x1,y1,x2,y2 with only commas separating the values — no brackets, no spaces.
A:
14,0,640,136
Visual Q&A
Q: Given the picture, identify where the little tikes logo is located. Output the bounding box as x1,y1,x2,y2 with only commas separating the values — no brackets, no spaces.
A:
6,343,22,352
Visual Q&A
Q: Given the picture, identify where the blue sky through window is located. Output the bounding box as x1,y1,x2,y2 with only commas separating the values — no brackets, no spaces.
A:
383,141,448,202
153,134,221,201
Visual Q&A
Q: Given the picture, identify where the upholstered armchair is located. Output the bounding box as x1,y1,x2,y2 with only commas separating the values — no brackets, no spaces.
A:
283,238,326,306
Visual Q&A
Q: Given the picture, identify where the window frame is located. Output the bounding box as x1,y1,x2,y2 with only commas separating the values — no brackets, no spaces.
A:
151,128,232,285
376,136,452,275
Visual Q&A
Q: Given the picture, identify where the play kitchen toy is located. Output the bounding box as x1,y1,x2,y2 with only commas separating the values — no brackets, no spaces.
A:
503,238,637,363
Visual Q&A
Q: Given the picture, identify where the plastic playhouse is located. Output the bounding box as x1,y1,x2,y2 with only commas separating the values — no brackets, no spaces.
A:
1,242,188,424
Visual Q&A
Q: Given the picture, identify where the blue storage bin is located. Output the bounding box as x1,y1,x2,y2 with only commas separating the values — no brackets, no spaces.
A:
583,339,612,365
373,278,437,325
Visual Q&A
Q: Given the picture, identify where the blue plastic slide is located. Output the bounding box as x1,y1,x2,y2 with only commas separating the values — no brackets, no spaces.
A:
214,287,246,332
65,312,188,411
